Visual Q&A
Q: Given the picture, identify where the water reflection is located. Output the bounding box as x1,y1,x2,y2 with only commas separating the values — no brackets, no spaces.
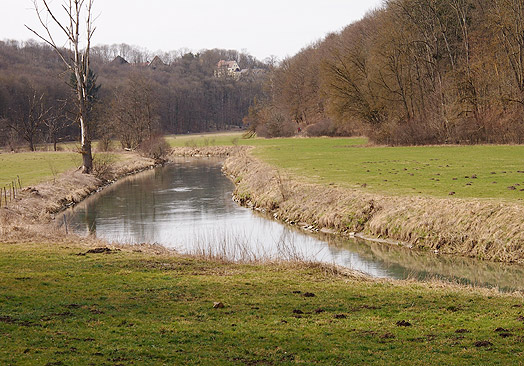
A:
64,158,524,292
319,235,524,291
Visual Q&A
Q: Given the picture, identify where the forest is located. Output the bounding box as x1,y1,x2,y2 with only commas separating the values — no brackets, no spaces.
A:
249,0,524,145
0,40,267,151
3,0,524,149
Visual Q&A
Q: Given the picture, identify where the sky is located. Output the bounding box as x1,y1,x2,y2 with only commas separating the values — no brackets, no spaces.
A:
0,0,384,61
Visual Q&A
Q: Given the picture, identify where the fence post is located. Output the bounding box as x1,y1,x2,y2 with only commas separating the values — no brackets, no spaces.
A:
63,215,68,235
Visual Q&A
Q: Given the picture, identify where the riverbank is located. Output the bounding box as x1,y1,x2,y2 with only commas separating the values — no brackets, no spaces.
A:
5,142,521,265
0,152,157,241
223,149,524,264
170,145,247,157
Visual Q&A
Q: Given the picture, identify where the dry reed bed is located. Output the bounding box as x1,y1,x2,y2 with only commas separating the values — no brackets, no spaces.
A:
170,146,246,158
223,150,524,264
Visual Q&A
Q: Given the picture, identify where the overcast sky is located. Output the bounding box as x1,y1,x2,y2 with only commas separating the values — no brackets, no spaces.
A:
1,0,383,61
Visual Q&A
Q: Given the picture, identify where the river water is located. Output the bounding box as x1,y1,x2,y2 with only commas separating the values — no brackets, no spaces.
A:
64,158,524,292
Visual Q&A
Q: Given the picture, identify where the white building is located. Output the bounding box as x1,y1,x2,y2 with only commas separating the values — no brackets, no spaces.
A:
215,60,241,78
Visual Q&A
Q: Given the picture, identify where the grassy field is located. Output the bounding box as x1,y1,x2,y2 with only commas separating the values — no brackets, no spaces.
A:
1,136,524,363
7,134,522,200
166,134,524,200
0,152,81,188
166,132,247,147
250,139,524,200
0,241,523,365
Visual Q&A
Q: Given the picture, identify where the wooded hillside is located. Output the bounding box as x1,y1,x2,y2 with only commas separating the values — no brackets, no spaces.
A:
249,0,524,145
0,40,267,150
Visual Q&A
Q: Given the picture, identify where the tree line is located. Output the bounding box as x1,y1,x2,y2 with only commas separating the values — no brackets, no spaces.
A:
248,0,524,145
0,39,267,151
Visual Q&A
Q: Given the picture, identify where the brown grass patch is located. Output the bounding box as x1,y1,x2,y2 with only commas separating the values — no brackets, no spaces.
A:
170,146,248,158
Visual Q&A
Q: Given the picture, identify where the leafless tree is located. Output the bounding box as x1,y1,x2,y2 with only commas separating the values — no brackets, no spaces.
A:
26,0,96,173
5,88,50,151
109,74,159,149
43,99,68,151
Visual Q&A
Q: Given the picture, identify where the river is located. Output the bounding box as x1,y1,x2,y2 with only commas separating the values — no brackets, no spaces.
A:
63,158,524,292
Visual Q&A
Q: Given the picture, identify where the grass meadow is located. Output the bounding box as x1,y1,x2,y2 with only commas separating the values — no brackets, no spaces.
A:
5,134,522,200
252,139,524,200
0,152,81,188
1,135,524,364
1,242,523,365
168,133,524,200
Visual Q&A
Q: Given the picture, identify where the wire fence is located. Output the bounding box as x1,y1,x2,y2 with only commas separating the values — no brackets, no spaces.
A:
0,176,22,208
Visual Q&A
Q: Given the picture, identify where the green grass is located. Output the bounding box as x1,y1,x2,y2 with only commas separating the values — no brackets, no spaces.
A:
0,151,128,189
0,152,81,188
0,242,523,365
168,133,524,200
165,132,307,148
248,138,524,200
3,135,524,201
2,137,524,363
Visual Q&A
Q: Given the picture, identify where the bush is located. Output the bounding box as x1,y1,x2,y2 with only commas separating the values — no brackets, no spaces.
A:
139,136,171,162
97,137,113,152
256,116,296,138
305,119,336,137
92,153,115,181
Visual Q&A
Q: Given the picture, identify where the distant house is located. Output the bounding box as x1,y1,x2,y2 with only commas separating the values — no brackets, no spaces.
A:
110,55,167,69
215,60,241,78
110,55,129,65
148,56,166,70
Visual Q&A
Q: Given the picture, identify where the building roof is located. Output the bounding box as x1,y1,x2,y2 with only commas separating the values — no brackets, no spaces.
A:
217,60,239,69
149,56,166,68
110,55,129,65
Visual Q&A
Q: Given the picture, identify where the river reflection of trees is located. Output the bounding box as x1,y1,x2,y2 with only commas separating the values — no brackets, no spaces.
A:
322,234,524,292
67,158,231,242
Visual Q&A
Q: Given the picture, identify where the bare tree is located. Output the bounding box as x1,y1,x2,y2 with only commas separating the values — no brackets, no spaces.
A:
491,0,524,100
26,0,96,173
13,90,49,151
109,74,160,149
43,99,68,151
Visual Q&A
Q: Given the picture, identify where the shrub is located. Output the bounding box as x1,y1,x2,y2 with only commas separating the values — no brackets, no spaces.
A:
139,136,171,162
305,119,336,137
92,153,115,181
97,137,113,152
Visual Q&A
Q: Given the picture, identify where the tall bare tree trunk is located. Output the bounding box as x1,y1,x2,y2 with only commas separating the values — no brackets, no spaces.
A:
27,0,96,173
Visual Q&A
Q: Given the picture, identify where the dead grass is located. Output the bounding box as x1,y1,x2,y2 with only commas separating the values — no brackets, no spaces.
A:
223,150,524,264
170,145,248,158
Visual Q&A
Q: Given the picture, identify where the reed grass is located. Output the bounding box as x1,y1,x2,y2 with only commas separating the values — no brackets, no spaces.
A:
185,228,318,264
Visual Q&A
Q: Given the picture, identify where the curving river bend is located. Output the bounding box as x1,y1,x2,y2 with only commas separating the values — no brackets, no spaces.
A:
64,158,524,292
